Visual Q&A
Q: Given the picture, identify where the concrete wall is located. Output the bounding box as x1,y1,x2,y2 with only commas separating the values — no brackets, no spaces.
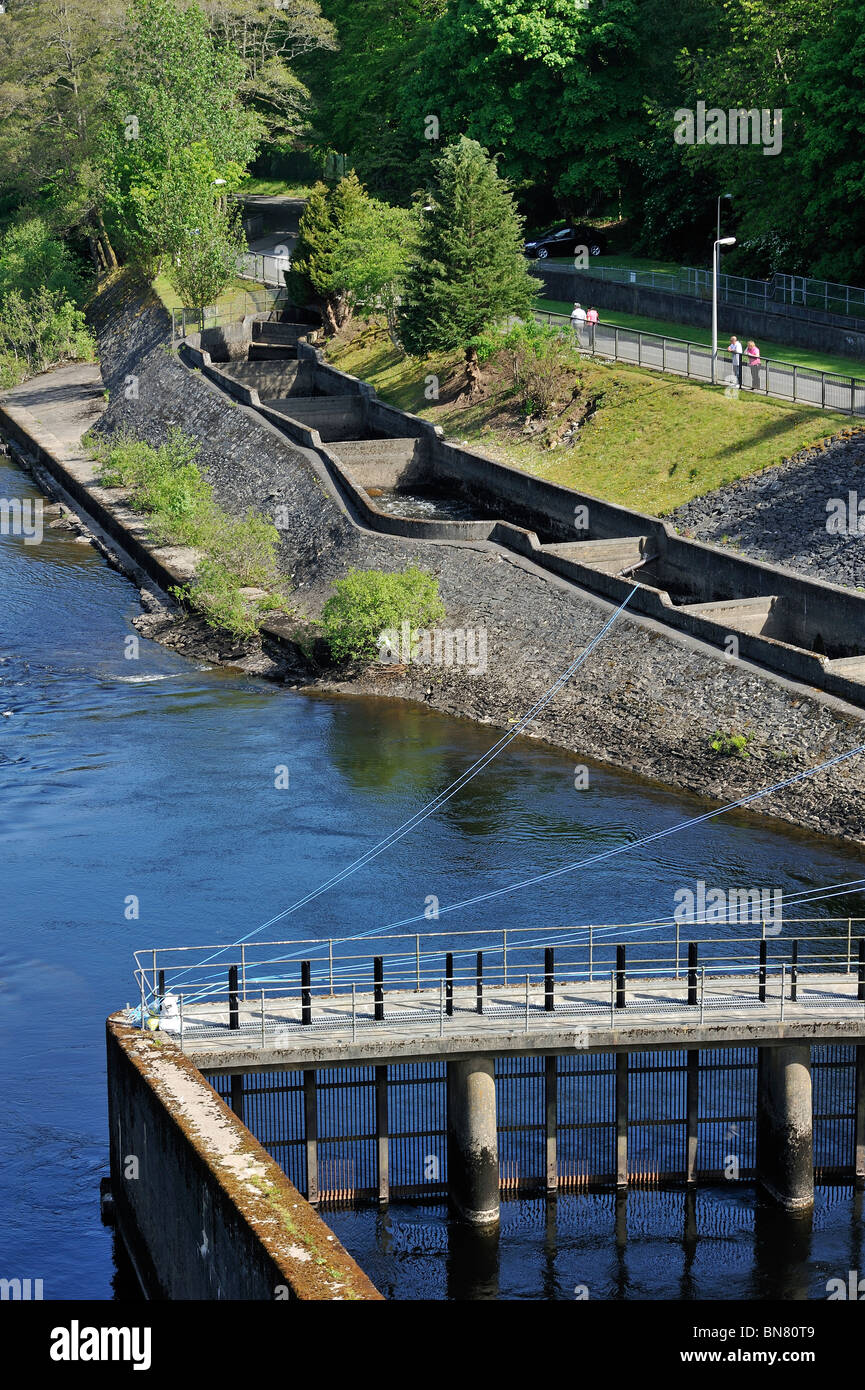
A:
223,361,316,397
533,265,865,362
84,272,865,846
106,1019,381,1300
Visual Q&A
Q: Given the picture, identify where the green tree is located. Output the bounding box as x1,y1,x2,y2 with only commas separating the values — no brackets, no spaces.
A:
0,218,88,303
777,0,864,279
101,0,261,266
289,172,411,333
0,0,124,266
203,0,338,145
157,146,247,316
299,0,446,199
398,137,537,392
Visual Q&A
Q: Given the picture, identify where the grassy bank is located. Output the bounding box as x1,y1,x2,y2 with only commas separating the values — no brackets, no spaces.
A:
326,321,855,515
88,429,291,636
153,274,277,325
537,295,865,377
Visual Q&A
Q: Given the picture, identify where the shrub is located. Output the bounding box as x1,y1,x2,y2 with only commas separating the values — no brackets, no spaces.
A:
501,319,578,416
0,218,89,304
320,566,446,664
709,729,753,759
91,429,291,636
0,288,96,376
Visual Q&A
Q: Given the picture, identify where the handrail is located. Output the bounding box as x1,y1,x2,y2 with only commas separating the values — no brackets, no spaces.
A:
532,309,865,416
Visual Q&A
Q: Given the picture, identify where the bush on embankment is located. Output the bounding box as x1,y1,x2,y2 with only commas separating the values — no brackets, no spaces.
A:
0,220,96,386
90,428,291,637
320,566,445,664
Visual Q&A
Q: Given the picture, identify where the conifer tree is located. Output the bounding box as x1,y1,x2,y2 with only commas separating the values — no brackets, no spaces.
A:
398,137,537,393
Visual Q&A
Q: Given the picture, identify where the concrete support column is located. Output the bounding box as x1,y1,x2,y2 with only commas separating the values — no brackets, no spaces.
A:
855,1045,865,1188
303,1070,319,1206
686,1049,699,1185
544,1055,558,1196
447,1056,499,1225
375,1065,389,1206
756,1044,813,1210
615,1054,628,1188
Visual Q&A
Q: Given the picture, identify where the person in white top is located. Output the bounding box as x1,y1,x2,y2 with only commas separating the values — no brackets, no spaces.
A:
571,302,587,345
728,335,744,386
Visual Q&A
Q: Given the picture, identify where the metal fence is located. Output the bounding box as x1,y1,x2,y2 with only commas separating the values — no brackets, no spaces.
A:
236,249,290,288
576,264,865,321
534,309,865,415
210,1043,858,1203
170,285,288,339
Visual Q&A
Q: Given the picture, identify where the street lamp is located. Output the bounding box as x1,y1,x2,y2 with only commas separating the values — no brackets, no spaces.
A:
712,235,737,384
716,192,732,250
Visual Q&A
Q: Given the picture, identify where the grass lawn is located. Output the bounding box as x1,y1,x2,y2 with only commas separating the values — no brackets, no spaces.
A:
537,296,865,378
543,252,691,275
326,323,857,516
153,274,276,322
237,177,316,198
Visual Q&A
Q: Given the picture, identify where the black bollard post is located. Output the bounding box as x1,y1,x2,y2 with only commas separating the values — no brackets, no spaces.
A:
759,939,767,1003
445,952,454,1017
158,970,165,1008
228,965,239,1031
476,951,483,1015
859,939,865,1002
545,947,555,1012
616,944,626,1010
374,956,384,1022
301,959,311,1025
688,942,698,1007
791,940,798,1003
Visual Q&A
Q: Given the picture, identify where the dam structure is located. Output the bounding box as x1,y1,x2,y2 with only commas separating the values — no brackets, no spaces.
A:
108,921,865,1278
179,309,865,711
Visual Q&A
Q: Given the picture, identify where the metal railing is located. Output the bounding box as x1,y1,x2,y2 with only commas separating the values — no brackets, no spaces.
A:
236,250,290,288
558,263,865,323
129,921,865,1044
533,309,865,415
170,285,288,340
155,958,865,1049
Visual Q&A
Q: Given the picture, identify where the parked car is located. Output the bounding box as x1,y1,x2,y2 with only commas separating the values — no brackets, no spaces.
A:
524,224,608,259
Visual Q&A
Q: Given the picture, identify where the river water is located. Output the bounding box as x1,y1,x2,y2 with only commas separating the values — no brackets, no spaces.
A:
1,449,864,1300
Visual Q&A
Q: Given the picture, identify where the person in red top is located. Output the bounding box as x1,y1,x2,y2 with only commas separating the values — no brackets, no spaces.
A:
586,307,599,326
746,340,761,389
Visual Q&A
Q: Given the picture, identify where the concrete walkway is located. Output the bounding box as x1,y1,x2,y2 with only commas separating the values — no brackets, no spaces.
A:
1,361,104,451
157,971,865,1072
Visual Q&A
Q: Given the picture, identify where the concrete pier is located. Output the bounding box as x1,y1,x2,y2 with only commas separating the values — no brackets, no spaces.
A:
756,1044,814,1210
446,1057,500,1225
106,1020,381,1299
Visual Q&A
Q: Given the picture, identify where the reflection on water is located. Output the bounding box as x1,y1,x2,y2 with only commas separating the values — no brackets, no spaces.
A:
1,450,864,1298
326,1187,863,1301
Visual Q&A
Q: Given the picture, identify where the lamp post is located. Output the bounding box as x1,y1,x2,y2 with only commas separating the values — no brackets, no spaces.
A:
712,235,737,384
716,192,732,253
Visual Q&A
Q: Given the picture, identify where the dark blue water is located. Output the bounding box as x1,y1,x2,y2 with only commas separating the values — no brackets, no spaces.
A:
1,450,864,1299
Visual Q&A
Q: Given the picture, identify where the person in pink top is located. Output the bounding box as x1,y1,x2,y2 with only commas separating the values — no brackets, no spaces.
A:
586,307,599,326
746,340,761,389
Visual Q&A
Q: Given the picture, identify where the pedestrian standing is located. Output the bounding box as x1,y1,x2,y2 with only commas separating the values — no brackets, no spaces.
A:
571,301,587,346
586,306,599,326
729,334,744,387
746,340,761,390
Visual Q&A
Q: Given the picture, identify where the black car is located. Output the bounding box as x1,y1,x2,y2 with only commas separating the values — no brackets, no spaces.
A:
524,223,608,259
